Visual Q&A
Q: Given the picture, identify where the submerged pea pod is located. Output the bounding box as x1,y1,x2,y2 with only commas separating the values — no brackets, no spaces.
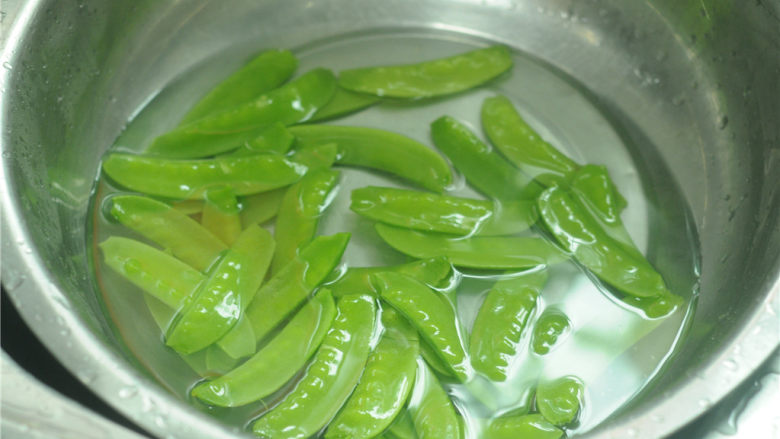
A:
339,45,513,99
289,125,452,193
411,363,462,439
108,195,226,271
201,186,242,245
102,152,308,200
486,414,563,439
252,294,377,439
481,95,579,176
536,376,585,426
327,256,452,298
537,186,670,298
470,270,547,381
191,289,336,407
226,122,295,157
351,186,536,236
375,223,566,270
239,187,287,227
385,409,418,439
372,272,469,381
309,86,380,122
180,49,297,124
531,310,571,356
147,68,336,158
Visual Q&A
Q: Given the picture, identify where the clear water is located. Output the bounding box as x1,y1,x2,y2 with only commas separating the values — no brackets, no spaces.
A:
89,30,700,437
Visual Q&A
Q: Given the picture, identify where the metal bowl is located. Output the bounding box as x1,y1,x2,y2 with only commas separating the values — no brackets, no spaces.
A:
1,0,778,437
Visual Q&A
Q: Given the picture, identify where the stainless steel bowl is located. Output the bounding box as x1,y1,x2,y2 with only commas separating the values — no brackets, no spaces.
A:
2,1,778,438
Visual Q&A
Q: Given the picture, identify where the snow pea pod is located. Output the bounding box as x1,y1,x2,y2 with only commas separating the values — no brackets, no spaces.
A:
486,414,563,439
372,272,469,381
272,169,341,274
201,186,241,245
419,339,456,379
470,270,547,381
375,223,566,270
108,195,226,271
251,294,377,439
411,363,462,439
326,308,419,439
351,186,536,236
147,68,336,158
180,49,297,124
339,45,513,99
165,225,272,354
536,376,585,426
191,289,336,407
102,152,307,200
481,95,579,176
531,310,571,356
226,122,295,157
431,116,535,200
240,187,286,227
289,125,453,193
327,256,452,298
309,86,380,122
537,186,670,298
385,409,418,439
288,142,339,172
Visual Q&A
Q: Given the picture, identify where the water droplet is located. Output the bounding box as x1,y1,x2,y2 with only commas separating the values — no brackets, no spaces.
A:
3,270,25,290
118,386,138,399
2,150,11,158
78,370,97,384
155,415,168,428
651,414,664,423
724,358,738,371
2,62,12,70
718,115,729,129
698,398,712,409
55,315,65,326
59,327,71,336
56,96,63,103
627,428,638,437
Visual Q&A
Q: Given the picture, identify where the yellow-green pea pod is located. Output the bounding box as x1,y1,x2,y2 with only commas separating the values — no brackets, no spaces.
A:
239,187,286,227
372,272,469,381
252,294,377,439
537,186,671,298
486,414,563,439
191,289,336,407
204,344,240,374
481,95,579,177
338,46,512,99
375,223,566,270
351,186,536,236
531,310,571,356
410,363,462,439
225,122,295,157
272,169,341,274
216,315,256,359
470,270,547,381
165,225,273,354
327,256,452,298
431,115,535,200
289,125,453,193
621,292,684,319
288,142,340,172
108,195,226,271
419,339,456,380
147,68,336,158
201,186,242,245
102,152,308,200
385,409,418,439
143,294,210,376
308,86,380,122
536,376,585,426
180,49,297,124
171,199,204,215
326,308,419,439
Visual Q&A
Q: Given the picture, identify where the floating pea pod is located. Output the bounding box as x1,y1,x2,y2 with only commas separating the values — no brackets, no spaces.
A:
102,152,308,200
326,309,419,439
191,289,336,407
165,225,273,354
201,186,242,245
309,86,380,122
252,294,377,439
481,95,579,176
410,363,462,439
470,270,547,381
351,186,536,236
372,272,469,381
147,68,336,158
375,223,566,270
339,45,513,99
226,122,295,157
108,195,226,271
289,125,452,193
531,310,571,356
239,187,286,227
327,256,452,298
180,49,297,124
486,414,563,439
431,115,535,200
536,376,585,426
537,186,670,298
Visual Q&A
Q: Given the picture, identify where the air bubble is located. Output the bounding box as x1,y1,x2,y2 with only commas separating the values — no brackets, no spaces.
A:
2,62,12,70
724,358,738,371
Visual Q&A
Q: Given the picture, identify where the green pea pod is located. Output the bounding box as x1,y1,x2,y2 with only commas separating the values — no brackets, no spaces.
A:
537,186,670,298
272,169,341,274
531,310,571,355
431,115,534,200
165,225,273,354
147,68,336,158
375,224,566,270
289,125,453,193
385,409,418,439
201,186,242,245
621,293,684,319
481,95,579,176
536,376,585,426
143,294,210,376
240,187,286,227
180,49,297,124
372,272,469,381
171,199,204,215
326,309,419,438
205,344,240,374
226,122,295,157
216,315,256,359
351,186,536,236
288,143,339,171
191,289,336,407
486,414,563,439
327,256,452,298
470,270,547,381
252,294,377,439
419,339,456,379
108,195,226,271
309,87,380,122
339,46,512,99
411,363,462,439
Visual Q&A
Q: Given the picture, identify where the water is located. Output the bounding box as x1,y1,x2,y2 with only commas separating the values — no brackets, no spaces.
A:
88,30,700,437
